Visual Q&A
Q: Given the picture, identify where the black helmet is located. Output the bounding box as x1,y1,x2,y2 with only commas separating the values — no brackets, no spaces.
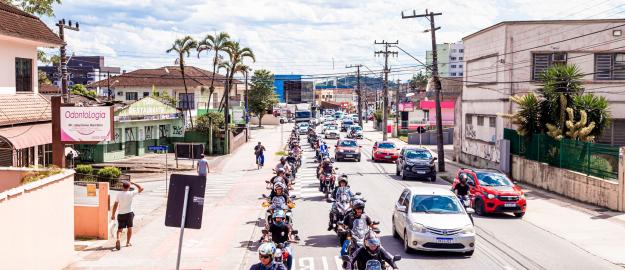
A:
352,199,365,210
338,175,348,185
280,156,286,161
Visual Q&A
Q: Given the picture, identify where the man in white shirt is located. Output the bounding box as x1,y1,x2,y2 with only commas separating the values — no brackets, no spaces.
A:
111,180,144,250
197,154,210,177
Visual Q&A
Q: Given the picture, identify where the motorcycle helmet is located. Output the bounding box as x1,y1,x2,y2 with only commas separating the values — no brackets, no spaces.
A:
280,157,286,162
274,182,286,192
323,157,330,163
338,177,348,186
258,242,276,257
352,199,365,210
365,236,381,256
273,209,286,219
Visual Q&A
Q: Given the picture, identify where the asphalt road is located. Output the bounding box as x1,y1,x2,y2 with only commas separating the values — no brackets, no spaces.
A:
242,124,621,270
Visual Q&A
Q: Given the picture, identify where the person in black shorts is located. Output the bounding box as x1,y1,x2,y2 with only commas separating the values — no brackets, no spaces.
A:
111,181,144,250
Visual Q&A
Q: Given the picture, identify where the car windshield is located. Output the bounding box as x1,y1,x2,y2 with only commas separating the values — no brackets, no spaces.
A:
411,195,463,214
378,142,395,149
328,125,337,130
405,150,432,159
477,172,513,186
351,126,362,131
343,120,353,124
299,123,309,128
340,140,358,147
296,111,311,118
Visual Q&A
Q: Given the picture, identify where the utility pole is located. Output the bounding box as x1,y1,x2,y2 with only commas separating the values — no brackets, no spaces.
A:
244,69,250,138
107,71,111,101
374,40,398,141
346,64,363,126
395,79,401,137
402,9,445,172
56,19,79,103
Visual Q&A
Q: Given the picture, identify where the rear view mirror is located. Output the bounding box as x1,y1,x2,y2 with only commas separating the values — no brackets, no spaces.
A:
359,145,362,148
433,157,438,161
397,205,407,213
262,194,267,198
355,192,362,196
262,229,268,234
291,230,299,235
290,195,297,199
466,208,475,215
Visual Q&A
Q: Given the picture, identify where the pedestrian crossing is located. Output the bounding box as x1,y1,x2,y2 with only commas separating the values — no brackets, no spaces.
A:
148,171,245,199
290,138,325,199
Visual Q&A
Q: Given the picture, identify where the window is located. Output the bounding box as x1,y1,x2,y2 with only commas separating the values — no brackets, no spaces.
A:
466,114,473,125
451,65,457,68
532,52,567,80
595,53,625,80
178,93,195,110
15,58,32,92
459,64,463,68
452,49,457,53
212,93,219,108
459,72,464,76
451,57,457,61
477,116,484,126
459,57,464,60
143,92,150,97
450,72,456,76
489,117,496,127
125,92,138,101
459,49,464,53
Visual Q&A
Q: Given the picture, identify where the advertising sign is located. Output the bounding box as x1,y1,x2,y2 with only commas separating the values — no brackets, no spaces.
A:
399,102,415,112
60,107,113,142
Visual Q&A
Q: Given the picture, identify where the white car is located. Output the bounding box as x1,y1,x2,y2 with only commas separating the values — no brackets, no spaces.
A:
347,125,363,139
392,187,476,256
324,125,340,139
297,122,310,134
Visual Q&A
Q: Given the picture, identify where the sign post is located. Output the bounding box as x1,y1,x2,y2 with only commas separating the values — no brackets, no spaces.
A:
175,186,190,270
148,145,169,196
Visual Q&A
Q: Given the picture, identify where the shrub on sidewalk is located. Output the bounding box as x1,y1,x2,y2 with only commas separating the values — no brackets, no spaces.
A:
75,164,94,175
97,166,121,179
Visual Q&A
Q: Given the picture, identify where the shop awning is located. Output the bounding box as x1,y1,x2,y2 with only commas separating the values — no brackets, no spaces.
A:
0,123,52,150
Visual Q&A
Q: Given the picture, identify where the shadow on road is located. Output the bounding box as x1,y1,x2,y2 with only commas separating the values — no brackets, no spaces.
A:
301,195,327,202
239,240,260,252
303,234,342,248
379,235,471,261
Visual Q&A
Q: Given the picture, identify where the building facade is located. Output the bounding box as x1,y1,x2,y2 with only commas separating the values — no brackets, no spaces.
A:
459,19,625,168
39,56,121,93
426,42,465,77
0,2,63,167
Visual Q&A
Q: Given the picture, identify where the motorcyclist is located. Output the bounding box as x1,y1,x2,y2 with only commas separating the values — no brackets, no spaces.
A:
249,242,287,270
317,158,335,192
291,144,302,159
346,236,398,270
453,174,471,205
269,183,291,207
264,210,295,270
340,200,378,257
270,168,291,190
275,157,292,176
328,176,355,231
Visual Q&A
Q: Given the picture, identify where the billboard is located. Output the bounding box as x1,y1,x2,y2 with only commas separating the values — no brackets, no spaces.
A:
60,107,113,142
399,102,415,112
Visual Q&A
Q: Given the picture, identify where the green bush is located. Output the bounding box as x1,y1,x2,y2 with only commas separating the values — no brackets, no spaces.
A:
21,166,63,184
75,164,94,175
194,111,225,133
97,166,121,179
589,156,613,176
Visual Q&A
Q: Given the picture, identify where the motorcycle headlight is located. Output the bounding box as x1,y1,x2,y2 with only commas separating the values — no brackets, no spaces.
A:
409,222,427,233
461,224,475,234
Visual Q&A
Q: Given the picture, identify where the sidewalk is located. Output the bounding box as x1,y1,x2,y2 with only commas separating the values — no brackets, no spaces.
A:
363,121,625,266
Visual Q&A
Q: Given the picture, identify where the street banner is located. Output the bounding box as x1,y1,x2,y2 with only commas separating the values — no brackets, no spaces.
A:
399,102,415,112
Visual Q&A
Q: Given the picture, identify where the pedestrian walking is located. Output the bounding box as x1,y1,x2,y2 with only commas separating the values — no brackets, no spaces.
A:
197,154,210,176
111,180,144,250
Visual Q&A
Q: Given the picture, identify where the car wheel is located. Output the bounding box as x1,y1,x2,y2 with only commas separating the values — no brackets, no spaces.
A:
401,171,407,180
430,174,437,182
514,212,525,218
403,231,413,253
464,250,474,256
392,217,399,239
475,199,485,216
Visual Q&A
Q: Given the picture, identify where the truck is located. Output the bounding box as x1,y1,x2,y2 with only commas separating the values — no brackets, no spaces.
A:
294,103,312,123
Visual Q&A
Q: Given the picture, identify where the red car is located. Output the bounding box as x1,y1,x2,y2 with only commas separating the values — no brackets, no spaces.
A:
371,141,399,162
452,168,527,218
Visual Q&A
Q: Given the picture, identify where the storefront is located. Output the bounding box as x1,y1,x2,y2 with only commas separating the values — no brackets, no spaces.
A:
75,97,184,163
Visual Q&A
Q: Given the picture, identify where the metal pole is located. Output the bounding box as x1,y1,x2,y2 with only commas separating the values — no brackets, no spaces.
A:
165,150,168,197
176,186,190,270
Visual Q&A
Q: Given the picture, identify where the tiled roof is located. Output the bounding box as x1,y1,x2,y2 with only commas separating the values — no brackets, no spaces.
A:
38,83,60,94
89,66,242,88
0,2,64,46
0,94,51,126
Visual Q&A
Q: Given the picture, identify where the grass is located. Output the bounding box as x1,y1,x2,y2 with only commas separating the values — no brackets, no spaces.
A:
398,135,408,143
275,150,288,156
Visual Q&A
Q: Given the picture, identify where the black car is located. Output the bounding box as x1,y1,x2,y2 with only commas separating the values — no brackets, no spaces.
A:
340,119,354,132
395,146,437,181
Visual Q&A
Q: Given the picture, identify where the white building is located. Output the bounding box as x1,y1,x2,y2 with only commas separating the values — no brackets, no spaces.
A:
426,41,465,77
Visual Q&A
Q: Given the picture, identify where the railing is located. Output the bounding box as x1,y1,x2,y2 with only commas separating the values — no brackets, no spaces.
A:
74,173,131,190
504,128,619,180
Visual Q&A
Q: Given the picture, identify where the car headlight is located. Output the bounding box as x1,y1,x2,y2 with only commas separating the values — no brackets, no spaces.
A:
409,222,426,233
486,193,496,199
461,224,475,234
339,149,344,153
520,194,526,199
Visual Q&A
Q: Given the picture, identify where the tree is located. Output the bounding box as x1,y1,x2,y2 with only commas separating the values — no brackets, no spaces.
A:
572,93,610,138
249,69,277,127
509,92,542,137
409,71,429,91
70,84,96,98
197,32,230,111
223,41,255,152
195,111,225,133
2,0,61,16
38,70,51,85
537,64,584,137
167,36,198,129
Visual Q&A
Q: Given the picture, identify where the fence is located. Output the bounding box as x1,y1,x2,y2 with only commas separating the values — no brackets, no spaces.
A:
504,128,619,180
74,173,131,190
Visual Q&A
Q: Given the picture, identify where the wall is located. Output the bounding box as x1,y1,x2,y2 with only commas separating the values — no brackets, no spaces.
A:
0,169,27,192
74,182,109,239
0,169,75,270
0,35,39,94
229,129,248,153
512,155,622,211
251,114,280,125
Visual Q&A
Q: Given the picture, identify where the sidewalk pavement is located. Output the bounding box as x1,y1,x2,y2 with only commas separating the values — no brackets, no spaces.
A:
362,121,625,266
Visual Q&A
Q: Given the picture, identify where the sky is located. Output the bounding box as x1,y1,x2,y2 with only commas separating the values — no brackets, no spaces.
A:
39,0,625,82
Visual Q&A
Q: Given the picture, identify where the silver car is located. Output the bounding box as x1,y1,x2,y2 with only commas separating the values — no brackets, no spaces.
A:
392,187,476,256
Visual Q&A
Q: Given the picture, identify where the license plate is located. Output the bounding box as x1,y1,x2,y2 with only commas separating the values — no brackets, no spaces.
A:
345,154,353,157
416,170,426,174
436,237,454,243
504,203,517,207
384,155,391,159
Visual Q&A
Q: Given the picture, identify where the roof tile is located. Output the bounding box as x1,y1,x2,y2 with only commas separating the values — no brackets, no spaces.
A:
0,94,51,126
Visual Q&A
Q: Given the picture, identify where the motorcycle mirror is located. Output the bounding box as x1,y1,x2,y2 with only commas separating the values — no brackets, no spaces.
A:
262,194,267,198
393,255,402,262
372,221,380,225
261,229,268,234
291,229,299,235
361,199,367,202
335,167,339,170
355,192,362,196
290,195,297,199
341,255,350,262
359,145,362,148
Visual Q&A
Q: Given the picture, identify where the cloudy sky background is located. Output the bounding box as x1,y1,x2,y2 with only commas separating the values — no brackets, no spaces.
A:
40,0,625,82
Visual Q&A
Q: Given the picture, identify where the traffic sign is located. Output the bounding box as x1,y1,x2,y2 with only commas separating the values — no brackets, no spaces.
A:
148,145,169,151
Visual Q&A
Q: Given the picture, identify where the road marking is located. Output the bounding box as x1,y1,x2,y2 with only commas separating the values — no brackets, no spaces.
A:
292,256,342,270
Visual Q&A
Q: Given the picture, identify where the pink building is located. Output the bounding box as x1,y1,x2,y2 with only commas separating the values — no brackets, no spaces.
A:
419,100,455,127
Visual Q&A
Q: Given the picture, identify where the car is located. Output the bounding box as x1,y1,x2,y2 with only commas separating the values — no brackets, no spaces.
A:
325,116,335,122
346,125,363,139
350,114,359,123
452,169,527,218
324,125,340,139
322,122,333,133
392,187,476,255
334,138,362,162
396,146,437,181
278,116,287,124
297,122,310,134
340,119,354,132
372,141,399,162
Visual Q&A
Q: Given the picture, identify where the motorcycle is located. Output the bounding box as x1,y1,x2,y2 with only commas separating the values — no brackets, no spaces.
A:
262,194,297,227
329,191,364,244
338,218,381,257
321,172,336,198
341,255,402,270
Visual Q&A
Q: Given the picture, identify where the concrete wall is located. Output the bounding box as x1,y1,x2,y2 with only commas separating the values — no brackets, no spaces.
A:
407,128,454,145
511,155,622,211
0,168,75,270
229,128,248,153
250,114,280,125
0,169,28,192
74,182,110,239
0,35,39,94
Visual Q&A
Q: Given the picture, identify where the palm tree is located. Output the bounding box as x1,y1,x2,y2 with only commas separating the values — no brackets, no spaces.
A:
537,64,584,137
509,92,543,137
197,32,231,112
167,36,198,129
223,41,255,153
